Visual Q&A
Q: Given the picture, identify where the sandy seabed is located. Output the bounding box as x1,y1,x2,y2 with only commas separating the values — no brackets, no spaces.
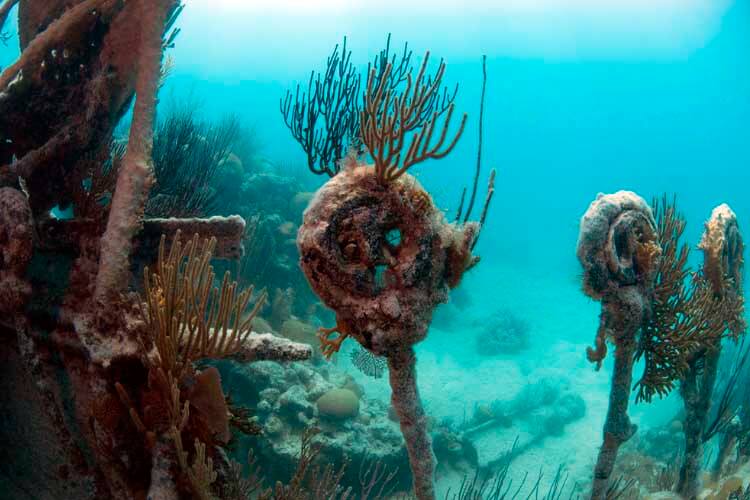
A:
341,260,685,497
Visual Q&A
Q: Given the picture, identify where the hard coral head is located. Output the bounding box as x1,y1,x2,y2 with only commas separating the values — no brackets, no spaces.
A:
297,164,475,355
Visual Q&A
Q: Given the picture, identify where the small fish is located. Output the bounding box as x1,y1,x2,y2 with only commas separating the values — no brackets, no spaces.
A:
278,221,296,236
292,191,314,210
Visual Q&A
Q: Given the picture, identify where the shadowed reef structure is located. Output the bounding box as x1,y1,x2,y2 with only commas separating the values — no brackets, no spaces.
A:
0,2,312,499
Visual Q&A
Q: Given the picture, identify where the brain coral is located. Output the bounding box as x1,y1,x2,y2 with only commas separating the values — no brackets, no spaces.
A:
316,388,360,420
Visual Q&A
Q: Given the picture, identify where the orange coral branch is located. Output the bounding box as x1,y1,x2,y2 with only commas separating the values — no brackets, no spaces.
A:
360,52,467,184
318,322,350,359
586,313,608,370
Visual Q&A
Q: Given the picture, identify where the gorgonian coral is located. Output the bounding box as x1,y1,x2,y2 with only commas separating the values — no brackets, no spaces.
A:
350,346,387,379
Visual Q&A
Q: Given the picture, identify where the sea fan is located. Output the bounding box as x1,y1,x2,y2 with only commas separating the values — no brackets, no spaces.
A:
350,346,387,379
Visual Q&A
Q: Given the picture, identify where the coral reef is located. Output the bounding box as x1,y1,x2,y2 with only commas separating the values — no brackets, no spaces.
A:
473,309,531,356
229,173,320,316
11,2,747,497
223,426,401,500
218,358,412,493
633,419,685,464
612,449,679,497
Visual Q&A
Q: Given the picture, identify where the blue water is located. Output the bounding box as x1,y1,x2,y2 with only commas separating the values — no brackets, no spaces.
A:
5,1,747,272
159,0,750,276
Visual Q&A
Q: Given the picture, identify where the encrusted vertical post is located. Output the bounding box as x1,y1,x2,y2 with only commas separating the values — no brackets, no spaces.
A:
677,350,718,497
591,292,641,499
388,348,435,500
576,191,660,500
677,203,744,498
94,0,174,307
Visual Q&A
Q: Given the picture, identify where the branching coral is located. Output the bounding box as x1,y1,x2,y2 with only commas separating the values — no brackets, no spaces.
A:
140,231,268,380
634,196,703,403
0,2,316,498
173,432,218,500
147,103,240,218
368,34,458,129
280,36,361,177
360,52,467,184
578,195,745,499
70,100,242,226
121,231,311,498
281,34,458,177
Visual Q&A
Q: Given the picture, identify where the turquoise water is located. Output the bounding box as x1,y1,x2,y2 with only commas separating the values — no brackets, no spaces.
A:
159,0,750,273
177,1,749,492
3,1,750,497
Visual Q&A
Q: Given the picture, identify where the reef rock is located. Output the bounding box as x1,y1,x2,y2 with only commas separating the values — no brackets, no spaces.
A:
220,359,411,491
